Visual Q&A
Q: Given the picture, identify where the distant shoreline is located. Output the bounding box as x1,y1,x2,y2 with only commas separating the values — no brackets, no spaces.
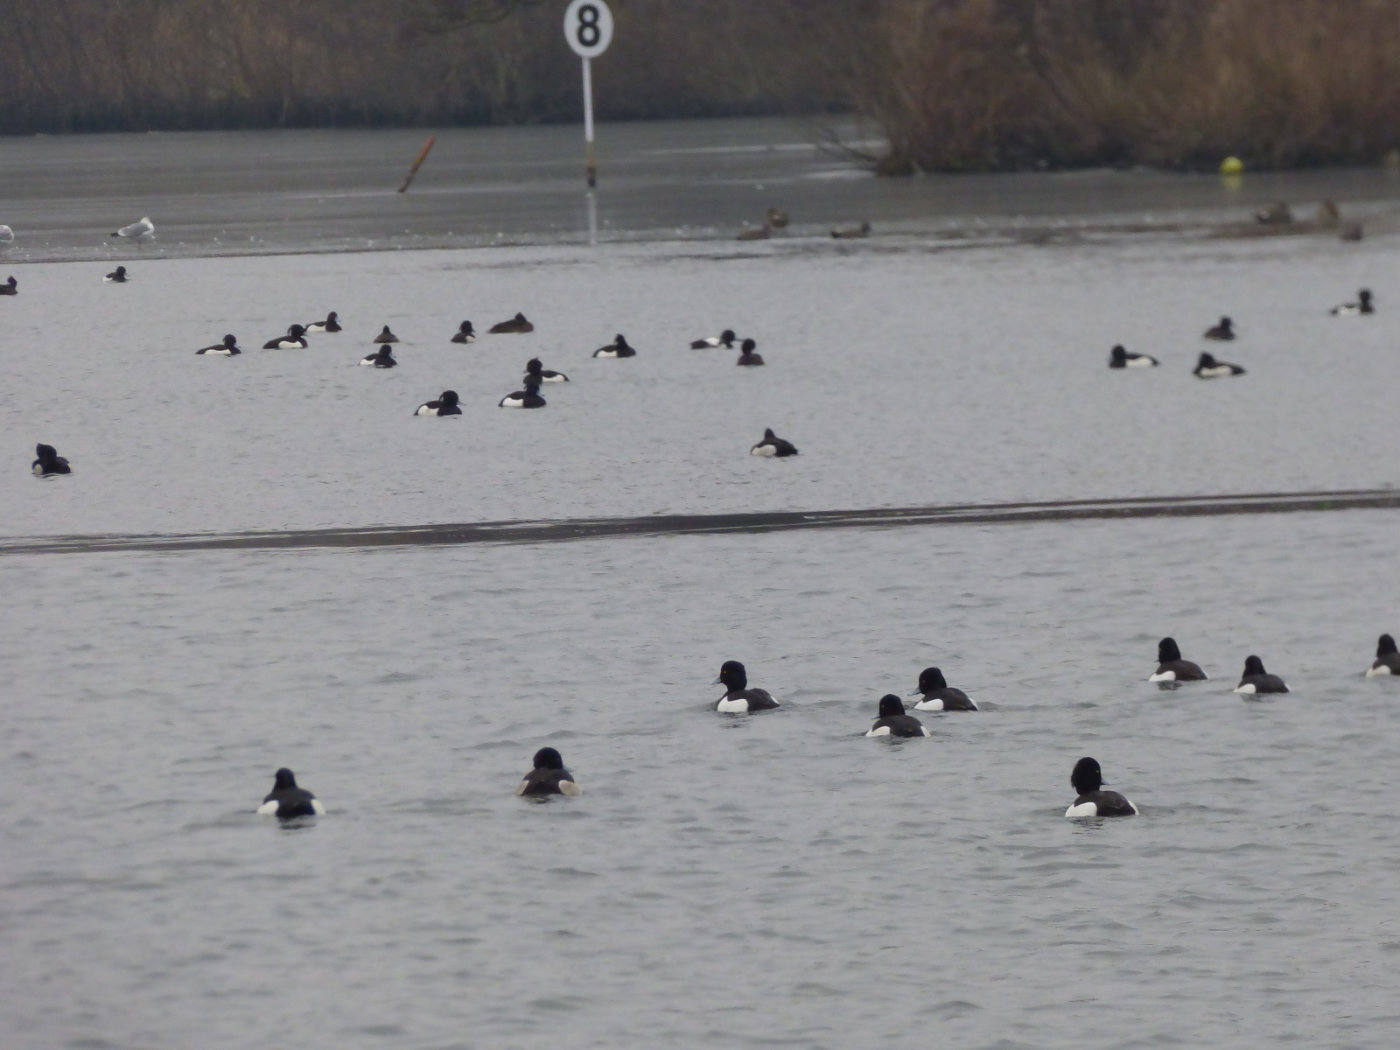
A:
2,118,1390,265
4,3,1399,174
0,210,1381,267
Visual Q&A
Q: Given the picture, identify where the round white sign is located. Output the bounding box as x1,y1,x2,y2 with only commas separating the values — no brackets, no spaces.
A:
564,0,613,59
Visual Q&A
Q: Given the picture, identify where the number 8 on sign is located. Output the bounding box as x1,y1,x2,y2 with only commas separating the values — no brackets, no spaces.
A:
564,0,613,58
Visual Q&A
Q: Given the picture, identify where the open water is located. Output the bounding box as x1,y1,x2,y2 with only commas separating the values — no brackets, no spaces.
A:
4,118,1400,1049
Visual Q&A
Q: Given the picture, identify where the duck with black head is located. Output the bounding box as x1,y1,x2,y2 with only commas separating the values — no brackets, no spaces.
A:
714,660,779,712
1365,634,1399,677
1203,316,1235,340
690,328,736,350
196,334,240,356
750,428,798,457
414,390,461,416
593,333,636,358
516,747,581,797
31,443,71,476
306,312,341,333
1330,289,1374,316
1193,352,1245,378
499,375,546,408
1234,655,1289,694
865,694,929,737
1109,344,1158,368
263,324,307,349
257,767,325,819
489,312,534,334
910,667,977,711
735,339,764,366
525,357,569,383
1148,637,1207,683
361,345,396,368
1065,757,1138,817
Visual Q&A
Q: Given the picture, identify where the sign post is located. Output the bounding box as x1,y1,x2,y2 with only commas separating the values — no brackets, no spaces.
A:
563,0,613,190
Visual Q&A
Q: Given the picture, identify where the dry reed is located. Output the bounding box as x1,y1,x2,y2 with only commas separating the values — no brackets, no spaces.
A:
1,0,1395,171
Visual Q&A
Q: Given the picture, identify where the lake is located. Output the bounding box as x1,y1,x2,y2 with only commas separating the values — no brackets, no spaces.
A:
3,117,1400,1050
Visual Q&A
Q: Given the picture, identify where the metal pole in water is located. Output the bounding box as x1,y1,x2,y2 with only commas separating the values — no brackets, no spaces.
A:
564,0,612,243
582,55,597,245
582,57,596,189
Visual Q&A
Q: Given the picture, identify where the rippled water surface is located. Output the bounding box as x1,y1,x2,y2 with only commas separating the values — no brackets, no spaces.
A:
4,121,1400,1050
7,513,1400,1050
5,218,1400,538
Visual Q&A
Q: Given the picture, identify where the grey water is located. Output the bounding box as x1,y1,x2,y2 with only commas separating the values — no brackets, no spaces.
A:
4,118,1400,1049
3,116,1399,259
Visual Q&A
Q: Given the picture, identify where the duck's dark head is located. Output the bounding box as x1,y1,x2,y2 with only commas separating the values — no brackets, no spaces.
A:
222,334,238,348
440,390,459,408
1378,633,1396,657
877,693,905,717
721,329,736,343
1070,756,1103,794
273,768,297,789
917,666,947,692
1198,352,1218,368
1157,637,1182,663
526,358,543,374
716,660,747,690
288,324,306,338
1242,654,1266,676
1110,344,1127,364
741,338,757,353
532,747,565,770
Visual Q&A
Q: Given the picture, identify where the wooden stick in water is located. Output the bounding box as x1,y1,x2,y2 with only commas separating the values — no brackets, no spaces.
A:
397,135,436,193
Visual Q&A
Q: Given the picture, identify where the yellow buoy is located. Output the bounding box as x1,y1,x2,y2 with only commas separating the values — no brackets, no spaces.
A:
1220,156,1244,175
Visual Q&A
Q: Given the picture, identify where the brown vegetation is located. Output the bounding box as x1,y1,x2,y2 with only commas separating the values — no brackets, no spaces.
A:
1,0,1397,172
0,0,843,133
848,0,1400,172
